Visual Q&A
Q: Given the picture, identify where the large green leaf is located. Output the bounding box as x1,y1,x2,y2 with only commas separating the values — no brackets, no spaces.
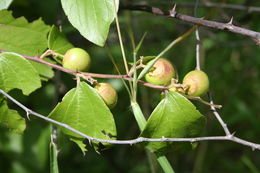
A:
0,52,41,95
0,0,13,10
30,58,55,82
61,0,119,46
48,25,73,54
0,10,50,56
0,97,26,133
141,92,205,153
48,82,117,152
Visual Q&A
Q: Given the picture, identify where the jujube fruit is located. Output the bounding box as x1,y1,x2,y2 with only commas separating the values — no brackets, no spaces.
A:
62,48,91,71
94,83,118,108
183,70,209,96
145,58,176,86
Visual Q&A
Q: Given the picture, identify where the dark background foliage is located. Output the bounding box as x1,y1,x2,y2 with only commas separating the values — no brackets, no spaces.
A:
0,0,260,172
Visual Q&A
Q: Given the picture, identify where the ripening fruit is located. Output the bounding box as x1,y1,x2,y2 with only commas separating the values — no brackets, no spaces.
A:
94,83,118,108
62,48,91,71
183,70,209,96
145,58,176,86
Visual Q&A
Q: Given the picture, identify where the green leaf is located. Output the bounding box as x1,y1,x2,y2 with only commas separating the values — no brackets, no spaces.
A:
0,97,26,133
48,25,73,54
70,137,87,154
48,82,117,153
0,52,41,95
0,0,13,10
0,10,50,56
61,0,119,46
30,58,55,81
141,92,205,153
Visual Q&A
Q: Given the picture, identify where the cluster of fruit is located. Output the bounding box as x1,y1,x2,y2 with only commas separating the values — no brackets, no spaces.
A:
61,48,209,108
145,58,209,97
62,48,117,109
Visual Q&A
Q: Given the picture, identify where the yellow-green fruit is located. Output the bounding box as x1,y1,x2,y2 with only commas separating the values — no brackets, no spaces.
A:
183,70,209,96
145,58,176,86
94,83,118,108
62,48,91,71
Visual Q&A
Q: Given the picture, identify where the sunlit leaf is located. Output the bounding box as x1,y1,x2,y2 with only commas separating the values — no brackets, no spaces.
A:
48,82,117,153
61,0,119,46
30,58,55,82
141,92,205,153
0,52,41,95
0,0,13,10
70,137,87,154
0,10,50,56
48,25,73,54
0,97,26,133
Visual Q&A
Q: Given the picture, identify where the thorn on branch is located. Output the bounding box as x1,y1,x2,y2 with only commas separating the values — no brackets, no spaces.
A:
252,38,260,46
227,17,234,25
26,111,31,120
169,4,177,17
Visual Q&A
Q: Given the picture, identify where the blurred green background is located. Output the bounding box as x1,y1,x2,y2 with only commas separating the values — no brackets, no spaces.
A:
0,0,260,172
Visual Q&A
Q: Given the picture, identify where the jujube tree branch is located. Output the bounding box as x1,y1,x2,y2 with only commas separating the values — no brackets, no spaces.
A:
0,89,259,150
140,1,260,13
120,5,260,44
0,49,167,90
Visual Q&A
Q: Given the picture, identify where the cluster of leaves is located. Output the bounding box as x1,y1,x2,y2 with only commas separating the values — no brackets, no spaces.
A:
0,0,206,155
0,8,118,152
0,0,260,173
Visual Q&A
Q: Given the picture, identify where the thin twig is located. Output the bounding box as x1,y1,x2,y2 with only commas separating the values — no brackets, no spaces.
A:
0,49,167,90
184,94,222,109
208,92,231,136
194,0,201,70
0,89,259,150
120,5,260,44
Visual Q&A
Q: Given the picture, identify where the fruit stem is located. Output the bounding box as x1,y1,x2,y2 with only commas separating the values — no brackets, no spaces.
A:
130,101,175,173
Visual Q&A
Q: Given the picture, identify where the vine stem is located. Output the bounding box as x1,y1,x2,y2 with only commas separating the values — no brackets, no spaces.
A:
0,89,260,150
